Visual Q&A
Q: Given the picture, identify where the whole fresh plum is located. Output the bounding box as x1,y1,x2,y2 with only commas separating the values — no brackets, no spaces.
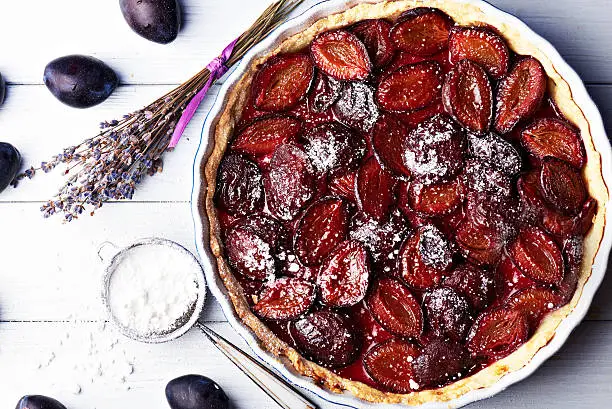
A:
43,55,118,108
166,374,230,409
120,0,181,44
0,142,21,193
15,395,67,409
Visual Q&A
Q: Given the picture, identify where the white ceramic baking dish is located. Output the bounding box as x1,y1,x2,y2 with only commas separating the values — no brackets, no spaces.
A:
191,0,612,407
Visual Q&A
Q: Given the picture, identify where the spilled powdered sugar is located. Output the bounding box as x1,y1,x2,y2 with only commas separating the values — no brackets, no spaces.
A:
32,317,136,396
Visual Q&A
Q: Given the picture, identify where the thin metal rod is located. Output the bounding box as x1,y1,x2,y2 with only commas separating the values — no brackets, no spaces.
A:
196,322,317,409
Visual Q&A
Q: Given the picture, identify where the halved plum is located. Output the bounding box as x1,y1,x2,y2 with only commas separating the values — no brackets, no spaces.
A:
318,240,371,307
294,197,350,266
253,277,316,320
517,169,547,211
377,62,443,111
398,225,453,290
414,339,471,388
463,160,513,209
508,226,564,285
521,118,586,169
557,236,583,303
449,27,509,78
494,57,547,134
367,277,423,338
444,264,495,311
442,59,493,133
543,197,597,237
356,156,398,221
363,339,421,393
349,210,410,270
423,287,473,342
302,122,366,176
265,144,315,221
225,225,275,281
455,219,506,266
409,176,465,216
496,255,538,298
467,132,522,176
351,19,395,68
329,171,358,202
403,114,466,185
216,154,264,216
231,214,287,253
311,30,371,80
505,287,563,327
290,310,359,368
332,81,380,133
540,157,587,215
372,114,412,178
253,53,314,112
309,70,343,112
232,116,302,157
467,308,529,359
390,8,453,56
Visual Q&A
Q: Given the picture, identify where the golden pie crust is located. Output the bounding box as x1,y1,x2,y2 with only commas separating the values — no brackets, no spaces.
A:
200,0,609,405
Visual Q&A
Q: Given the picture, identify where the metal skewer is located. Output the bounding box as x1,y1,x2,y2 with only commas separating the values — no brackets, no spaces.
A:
197,322,318,409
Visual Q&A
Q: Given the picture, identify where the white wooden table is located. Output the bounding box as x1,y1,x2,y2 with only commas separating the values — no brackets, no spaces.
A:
0,1,611,408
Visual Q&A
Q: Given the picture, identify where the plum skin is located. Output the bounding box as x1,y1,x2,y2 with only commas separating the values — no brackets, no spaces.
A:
120,0,182,44
166,374,230,409
0,142,21,194
15,395,67,409
0,72,5,105
44,55,118,108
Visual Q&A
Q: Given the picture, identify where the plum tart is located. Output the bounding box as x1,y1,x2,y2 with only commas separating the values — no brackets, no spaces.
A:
203,0,608,405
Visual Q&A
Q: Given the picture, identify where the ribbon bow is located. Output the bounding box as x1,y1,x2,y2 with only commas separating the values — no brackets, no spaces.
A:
168,39,238,148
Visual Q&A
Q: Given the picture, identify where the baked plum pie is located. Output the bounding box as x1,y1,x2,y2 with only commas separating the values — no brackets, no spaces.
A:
204,0,608,404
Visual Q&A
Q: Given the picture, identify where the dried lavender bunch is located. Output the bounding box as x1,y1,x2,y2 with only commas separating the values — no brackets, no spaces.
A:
13,0,304,222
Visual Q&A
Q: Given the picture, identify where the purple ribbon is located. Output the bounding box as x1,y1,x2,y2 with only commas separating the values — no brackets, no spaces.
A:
168,39,238,148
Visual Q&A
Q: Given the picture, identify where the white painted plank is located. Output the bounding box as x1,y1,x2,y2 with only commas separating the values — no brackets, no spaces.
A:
0,202,226,322
0,0,271,85
1,0,611,85
0,322,292,409
0,321,610,409
0,83,610,204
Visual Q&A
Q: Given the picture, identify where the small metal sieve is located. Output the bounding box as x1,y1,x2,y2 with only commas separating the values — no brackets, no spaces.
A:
99,237,207,343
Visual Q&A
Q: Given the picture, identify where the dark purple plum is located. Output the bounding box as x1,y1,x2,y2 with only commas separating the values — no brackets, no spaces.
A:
120,0,181,44
414,339,472,387
166,375,230,409
302,122,366,176
15,395,66,409
289,310,359,368
216,154,264,216
0,142,21,193
422,287,473,342
44,55,118,108
0,72,5,105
